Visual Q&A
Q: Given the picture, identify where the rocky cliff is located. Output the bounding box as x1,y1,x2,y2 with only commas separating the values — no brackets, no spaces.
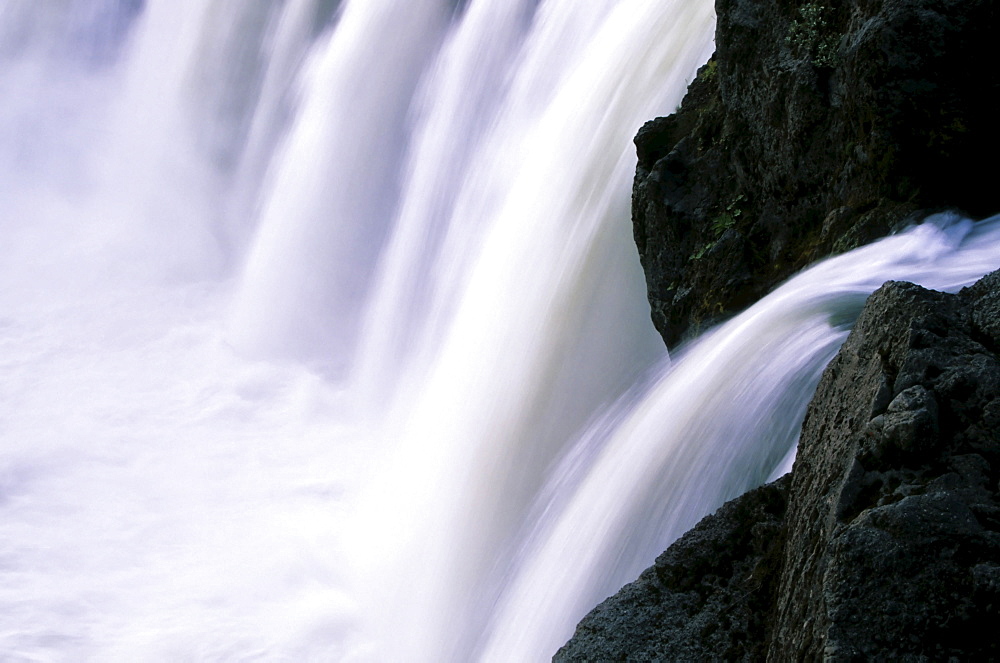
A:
556,272,1000,662
633,0,997,347
557,0,1000,658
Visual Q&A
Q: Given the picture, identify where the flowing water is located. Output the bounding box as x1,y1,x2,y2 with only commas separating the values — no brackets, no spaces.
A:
0,1,997,661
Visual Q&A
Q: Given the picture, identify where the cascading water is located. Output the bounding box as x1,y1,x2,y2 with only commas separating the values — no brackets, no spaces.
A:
0,1,997,661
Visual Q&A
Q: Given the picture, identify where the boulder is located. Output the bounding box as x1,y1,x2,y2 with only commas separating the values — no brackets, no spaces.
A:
557,272,1000,661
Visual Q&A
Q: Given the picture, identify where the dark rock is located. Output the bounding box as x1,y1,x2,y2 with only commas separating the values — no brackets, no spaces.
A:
633,0,998,347
553,476,790,662
558,272,1000,661
772,276,1000,661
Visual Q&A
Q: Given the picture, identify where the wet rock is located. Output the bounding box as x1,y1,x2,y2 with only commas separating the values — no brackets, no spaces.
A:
771,276,1000,661
553,477,790,663
632,0,998,347
558,272,1000,661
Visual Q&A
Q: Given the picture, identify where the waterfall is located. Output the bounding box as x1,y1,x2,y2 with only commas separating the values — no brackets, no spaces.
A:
0,1,997,661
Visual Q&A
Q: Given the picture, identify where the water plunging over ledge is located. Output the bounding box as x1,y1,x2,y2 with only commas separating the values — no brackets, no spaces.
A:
0,1,997,660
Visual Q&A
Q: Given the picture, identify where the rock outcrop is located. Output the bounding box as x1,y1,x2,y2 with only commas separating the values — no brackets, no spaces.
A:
556,272,1000,661
553,477,790,662
633,0,998,346
559,0,1000,657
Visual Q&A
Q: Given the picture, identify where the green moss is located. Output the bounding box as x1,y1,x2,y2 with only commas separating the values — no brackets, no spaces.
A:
786,2,840,68
701,59,718,82
714,195,745,233
711,213,736,235
693,195,746,262
690,242,715,262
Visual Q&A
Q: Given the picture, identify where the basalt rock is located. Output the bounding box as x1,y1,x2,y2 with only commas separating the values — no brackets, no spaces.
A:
553,477,790,662
633,0,998,347
556,271,1000,661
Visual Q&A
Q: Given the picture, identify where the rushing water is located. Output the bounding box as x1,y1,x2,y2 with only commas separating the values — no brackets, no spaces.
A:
1,1,997,661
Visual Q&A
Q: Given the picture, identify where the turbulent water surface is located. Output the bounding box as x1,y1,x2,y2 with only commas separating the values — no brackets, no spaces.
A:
1,1,998,661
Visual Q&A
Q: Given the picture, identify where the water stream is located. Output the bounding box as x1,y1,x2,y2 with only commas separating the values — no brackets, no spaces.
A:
0,1,996,660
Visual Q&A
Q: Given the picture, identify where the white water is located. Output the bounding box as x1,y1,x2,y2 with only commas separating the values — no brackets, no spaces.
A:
0,2,997,661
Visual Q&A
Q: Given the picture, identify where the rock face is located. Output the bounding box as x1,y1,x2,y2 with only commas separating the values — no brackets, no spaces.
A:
633,0,998,346
554,477,790,662
771,274,1000,661
563,0,1000,658
556,273,1000,661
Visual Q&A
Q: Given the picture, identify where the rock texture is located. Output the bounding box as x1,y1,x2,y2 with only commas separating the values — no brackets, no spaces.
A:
553,477,790,662
771,274,1000,661
556,272,1000,661
633,0,998,346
